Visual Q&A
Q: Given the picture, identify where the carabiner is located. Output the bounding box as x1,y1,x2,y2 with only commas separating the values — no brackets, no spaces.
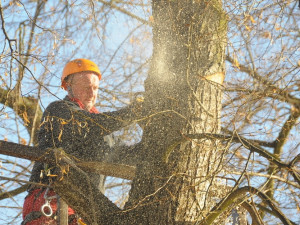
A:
41,200,53,217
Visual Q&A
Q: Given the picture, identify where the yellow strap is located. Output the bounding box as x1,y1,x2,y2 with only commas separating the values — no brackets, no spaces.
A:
78,218,87,225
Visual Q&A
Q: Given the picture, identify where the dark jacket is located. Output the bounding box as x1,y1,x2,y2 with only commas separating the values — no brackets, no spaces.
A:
29,96,139,187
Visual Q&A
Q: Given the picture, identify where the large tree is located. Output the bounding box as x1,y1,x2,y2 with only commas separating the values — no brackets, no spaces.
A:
0,0,299,224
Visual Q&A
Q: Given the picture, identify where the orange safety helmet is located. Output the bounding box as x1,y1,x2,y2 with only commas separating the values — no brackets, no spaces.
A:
61,58,102,90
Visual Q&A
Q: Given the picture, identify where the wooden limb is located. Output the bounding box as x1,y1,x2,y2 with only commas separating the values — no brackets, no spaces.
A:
255,203,298,225
0,140,136,180
0,140,130,224
0,140,52,163
57,197,68,225
265,110,300,198
230,171,300,189
289,154,300,186
226,55,300,106
182,133,287,168
241,201,264,225
186,133,300,186
0,184,28,201
0,88,43,145
274,110,300,156
98,0,149,25
53,156,123,225
200,186,293,225
0,1,15,52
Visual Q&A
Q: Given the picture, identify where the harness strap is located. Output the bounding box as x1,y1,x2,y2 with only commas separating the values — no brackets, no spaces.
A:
33,188,45,202
21,210,58,225
21,211,43,225
21,211,80,225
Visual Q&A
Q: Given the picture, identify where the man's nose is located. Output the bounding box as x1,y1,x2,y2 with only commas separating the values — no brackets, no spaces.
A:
86,87,94,97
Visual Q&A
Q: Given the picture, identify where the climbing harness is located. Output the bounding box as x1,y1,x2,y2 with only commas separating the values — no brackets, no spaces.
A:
21,187,57,225
21,211,43,225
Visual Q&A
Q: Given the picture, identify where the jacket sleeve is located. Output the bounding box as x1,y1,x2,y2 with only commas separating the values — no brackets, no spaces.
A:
38,100,140,161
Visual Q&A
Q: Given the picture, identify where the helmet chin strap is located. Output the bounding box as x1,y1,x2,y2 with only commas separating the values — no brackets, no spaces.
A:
67,86,74,99
66,75,75,99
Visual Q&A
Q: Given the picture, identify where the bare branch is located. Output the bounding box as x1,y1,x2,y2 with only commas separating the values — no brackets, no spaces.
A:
265,108,300,198
230,171,300,189
0,87,42,145
200,186,293,225
274,109,300,155
0,1,16,53
97,0,150,25
255,203,298,225
185,133,287,168
241,201,264,225
0,185,28,201
226,55,300,106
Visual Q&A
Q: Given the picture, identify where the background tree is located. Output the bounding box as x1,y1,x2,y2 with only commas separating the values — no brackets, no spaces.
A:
0,0,299,224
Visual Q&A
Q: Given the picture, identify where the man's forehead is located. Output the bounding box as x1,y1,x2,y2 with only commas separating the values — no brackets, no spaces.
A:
72,72,99,81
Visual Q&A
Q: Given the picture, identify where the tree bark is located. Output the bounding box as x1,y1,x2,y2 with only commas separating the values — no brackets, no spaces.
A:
124,0,227,224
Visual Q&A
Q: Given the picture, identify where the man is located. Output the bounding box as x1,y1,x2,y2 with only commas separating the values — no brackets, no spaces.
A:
22,59,141,224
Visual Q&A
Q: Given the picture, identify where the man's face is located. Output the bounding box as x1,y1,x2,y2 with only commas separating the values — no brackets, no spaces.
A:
67,72,100,111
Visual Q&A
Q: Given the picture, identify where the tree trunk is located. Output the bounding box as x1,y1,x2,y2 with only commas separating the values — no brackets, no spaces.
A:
124,0,227,224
